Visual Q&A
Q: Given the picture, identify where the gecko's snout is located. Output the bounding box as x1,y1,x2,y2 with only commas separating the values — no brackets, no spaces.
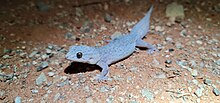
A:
65,53,71,60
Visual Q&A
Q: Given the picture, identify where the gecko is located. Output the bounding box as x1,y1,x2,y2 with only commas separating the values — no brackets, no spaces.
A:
66,6,157,81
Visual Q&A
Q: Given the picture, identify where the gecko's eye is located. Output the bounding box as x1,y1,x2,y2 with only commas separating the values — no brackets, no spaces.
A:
76,52,82,58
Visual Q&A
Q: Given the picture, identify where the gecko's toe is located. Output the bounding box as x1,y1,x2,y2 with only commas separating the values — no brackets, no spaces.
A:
147,48,158,54
94,75,110,82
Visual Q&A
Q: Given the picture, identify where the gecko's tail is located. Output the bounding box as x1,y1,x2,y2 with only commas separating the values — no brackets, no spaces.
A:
130,5,153,39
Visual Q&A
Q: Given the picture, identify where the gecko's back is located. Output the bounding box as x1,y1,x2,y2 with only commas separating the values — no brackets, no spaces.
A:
98,6,154,65
98,34,136,64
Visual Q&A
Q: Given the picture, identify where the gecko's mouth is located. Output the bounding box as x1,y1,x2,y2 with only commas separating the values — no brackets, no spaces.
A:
65,55,75,61
65,56,89,63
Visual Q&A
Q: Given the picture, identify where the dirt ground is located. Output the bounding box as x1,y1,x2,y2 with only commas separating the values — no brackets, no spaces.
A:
0,0,220,103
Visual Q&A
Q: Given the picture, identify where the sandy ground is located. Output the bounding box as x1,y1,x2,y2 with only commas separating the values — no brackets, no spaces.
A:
0,0,220,103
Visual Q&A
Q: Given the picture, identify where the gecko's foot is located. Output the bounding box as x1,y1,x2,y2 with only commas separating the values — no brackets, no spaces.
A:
147,48,158,54
94,75,110,82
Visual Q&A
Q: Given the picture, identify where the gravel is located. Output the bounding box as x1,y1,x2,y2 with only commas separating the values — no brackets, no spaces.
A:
36,61,49,71
31,89,39,94
104,13,112,23
166,2,184,23
68,100,76,103
64,32,75,40
99,86,110,92
165,60,172,64
15,96,21,103
213,88,220,96
191,69,198,77
111,31,122,40
154,72,166,79
36,72,47,86
53,93,61,102
195,87,204,97
47,72,55,77
204,79,212,86
86,97,93,103
36,1,49,12
141,88,154,100
29,51,39,58
106,95,114,103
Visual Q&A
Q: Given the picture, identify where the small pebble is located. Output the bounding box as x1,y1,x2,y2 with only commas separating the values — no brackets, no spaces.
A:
191,69,198,77
31,89,39,94
29,51,39,58
166,22,172,27
99,86,110,92
154,72,166,79
75,7,84,17
129,66,138,72
213,88,220,96
196,40,203,45
166,2,185,23
111,31,122,40
104,13,112,23
36,72,47,86
168,48,174,52
195,88,203,97
204,79,212,86
2,55,11,59
47,45,54,50
68,100,76,103
216,60,220,66
37,61,49,71
214,3,220,12
46,49,52,54
155,26,164,32
36,1,49,12
175,42,184,49
0,90,6,100
32,61,38,65
19,53,27,58
86,97,93,103
165,60,172,64
41,54,49,60
56,80,69,87
64,32,74,39
106,95,114,103
3,48,12,54
15,96,21,103
48,72,55,77
192,79,199,85
189,60,197,68
53,93,61,102
180,29,187,37
141,88,154,100
165,37,173,42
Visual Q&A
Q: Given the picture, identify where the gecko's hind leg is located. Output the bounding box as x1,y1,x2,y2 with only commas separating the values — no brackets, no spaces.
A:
136,39,158,54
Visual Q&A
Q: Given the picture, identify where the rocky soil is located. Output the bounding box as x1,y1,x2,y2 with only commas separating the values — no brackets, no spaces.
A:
0,0,220,103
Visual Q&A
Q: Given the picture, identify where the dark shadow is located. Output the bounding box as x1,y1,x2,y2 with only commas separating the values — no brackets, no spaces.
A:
64,62,102,74
136,47,148,50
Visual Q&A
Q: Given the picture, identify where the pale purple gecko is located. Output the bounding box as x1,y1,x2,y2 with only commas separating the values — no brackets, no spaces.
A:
66,6,157,81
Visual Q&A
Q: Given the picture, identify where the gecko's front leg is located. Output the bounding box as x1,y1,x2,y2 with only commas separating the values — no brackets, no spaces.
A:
95,61,109,81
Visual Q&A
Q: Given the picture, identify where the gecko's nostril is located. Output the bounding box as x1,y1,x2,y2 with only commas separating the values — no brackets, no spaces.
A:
76,52,82,58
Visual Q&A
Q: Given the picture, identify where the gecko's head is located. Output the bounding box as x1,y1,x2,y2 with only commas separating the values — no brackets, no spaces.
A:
66,45,100,64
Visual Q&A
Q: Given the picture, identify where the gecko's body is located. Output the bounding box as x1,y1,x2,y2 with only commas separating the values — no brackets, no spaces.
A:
66,6,157,81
